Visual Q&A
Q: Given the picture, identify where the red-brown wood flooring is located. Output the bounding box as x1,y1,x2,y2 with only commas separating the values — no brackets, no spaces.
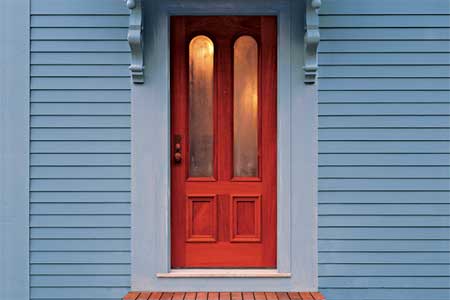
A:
124,292,325,300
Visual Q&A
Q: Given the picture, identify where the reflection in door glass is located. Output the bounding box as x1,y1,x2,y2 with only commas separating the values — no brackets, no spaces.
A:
233,36,258,177
189,35,214,177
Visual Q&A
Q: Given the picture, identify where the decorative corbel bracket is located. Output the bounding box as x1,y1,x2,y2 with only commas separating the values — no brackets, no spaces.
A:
125,0,144,83
304,0,321,84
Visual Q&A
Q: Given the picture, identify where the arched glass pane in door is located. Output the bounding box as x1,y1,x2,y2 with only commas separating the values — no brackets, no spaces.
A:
233,36,259,177
189,35,214,177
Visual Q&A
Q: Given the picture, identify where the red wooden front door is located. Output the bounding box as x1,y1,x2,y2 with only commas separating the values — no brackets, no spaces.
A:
171,16,277,268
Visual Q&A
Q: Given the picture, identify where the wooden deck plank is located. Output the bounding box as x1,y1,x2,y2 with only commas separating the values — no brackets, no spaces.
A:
137,292,152,300
161,292,174,300
254,292,266,300
264,292,277,300
298,293,313,300
149,292,163,300
220,292,231,300
242,292,254,300
208,292,219,300
310,293,325,300
173,292,186,300
231,292,242,300
275,293,289,300
124,292,141,300
197,292,208,300
185,292,196,300
287,292,301,300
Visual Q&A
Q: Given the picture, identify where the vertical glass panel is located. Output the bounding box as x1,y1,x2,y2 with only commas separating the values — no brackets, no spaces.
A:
233,36,259,177
189,35,214,177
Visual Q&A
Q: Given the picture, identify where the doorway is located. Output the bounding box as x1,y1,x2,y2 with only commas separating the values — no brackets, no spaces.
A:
170,16,277,268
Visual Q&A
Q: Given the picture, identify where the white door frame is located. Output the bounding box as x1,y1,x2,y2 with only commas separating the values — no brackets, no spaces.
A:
131,0,318,291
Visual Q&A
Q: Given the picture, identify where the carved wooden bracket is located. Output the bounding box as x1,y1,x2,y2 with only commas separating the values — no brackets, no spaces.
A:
126,0,144,83
304,0,321,84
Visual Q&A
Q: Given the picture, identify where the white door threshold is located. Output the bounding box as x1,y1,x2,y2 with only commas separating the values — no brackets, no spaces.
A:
156,269,291,278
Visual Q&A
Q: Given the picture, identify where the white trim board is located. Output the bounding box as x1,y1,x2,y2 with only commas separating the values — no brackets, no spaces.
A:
157,269,291,278
131,0,318,291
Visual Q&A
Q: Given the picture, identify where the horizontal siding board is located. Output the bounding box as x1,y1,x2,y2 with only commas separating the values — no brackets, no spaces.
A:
31,203,131,215
31,0,128,15
320,28,450,40
319,90,450,103
31,90,130,102
31,77,131,90
30,239,130,251
31,53,130,65
318,288,450,300
31,275,130,287
30,287,130,298
31,116,130,128
319,66,450,78
30,264,130,275
320,0,450,15
320,15,450,28
319,265,450,277
319,141,450,153
319,240,450,252
31,287,130,299
31,28,128,40
31,141,131,153
319,204,450,215
31,103,130,115
30,192,130,203
319,166,450,178
319,191,450,204
31,251,131,264
31,65,130,76
31,128,131,141
320,103,450,116
31,15,128,27
319,129,450,141
31,228,131,239
319,227,450,239
320,41,450,53
319,79,450,91
319,154,450,166
319,178,450,190
31,154,130,166
31,166,130,179
30,215,130,227
319,215,450,227
32,41,129,53
319,53,450,66
320,277,450,289
30,179,131,191
319,252,450,264
319,116,450,128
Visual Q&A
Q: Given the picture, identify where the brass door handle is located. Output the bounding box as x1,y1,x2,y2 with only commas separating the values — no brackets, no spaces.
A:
174,135,182,164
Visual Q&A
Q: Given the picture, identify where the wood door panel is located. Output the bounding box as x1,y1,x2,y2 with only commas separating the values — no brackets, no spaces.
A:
230,195,261,242
186,195,218,242
171,16,277,268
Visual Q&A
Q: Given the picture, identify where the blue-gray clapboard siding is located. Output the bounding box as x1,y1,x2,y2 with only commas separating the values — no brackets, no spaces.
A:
30,1,131,299
28,0,450,300
318,1,450,300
